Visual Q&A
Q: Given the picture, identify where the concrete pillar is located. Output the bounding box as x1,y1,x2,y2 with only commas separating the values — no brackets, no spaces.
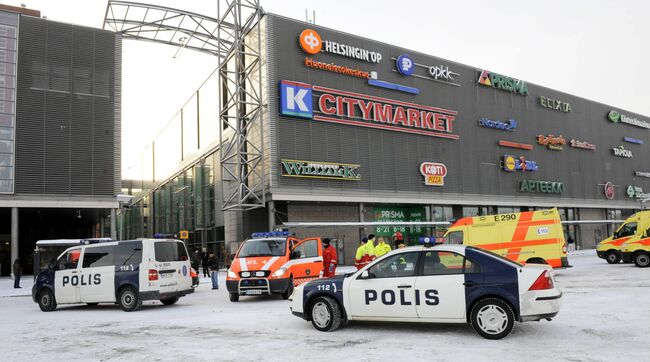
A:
110,208,117,240
10,207,18,279
224,210,243,259
268,200,275,230
100,217,105,238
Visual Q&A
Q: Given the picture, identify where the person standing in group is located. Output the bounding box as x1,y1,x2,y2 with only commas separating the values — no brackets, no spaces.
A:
322,238,337,278
392,231,404,249
355,237,369,270
375,237,391,258
365,234,376,263
208,252,219,289
12,259,22,289
191,250,201,274
201,248,210,277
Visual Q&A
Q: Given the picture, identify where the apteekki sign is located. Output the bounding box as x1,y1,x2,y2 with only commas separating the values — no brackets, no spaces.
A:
281,159,361,180
519,180,564,194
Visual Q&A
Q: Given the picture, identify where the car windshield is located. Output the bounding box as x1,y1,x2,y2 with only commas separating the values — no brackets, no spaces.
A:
238,238,287,258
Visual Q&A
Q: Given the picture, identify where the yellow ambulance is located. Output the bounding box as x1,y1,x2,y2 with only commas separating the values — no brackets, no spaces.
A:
444,208,569,268
598,210,650,265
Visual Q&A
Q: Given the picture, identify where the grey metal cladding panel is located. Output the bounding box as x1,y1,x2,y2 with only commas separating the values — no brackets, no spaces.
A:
266,16,279,189
113,34,122,195
270,15,649,204
70,97,93,194
44,92,71,194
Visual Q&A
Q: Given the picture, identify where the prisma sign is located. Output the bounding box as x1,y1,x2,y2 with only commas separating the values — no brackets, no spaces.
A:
478,70,528,95
299,28,382,63
420,162,447,186
279,80,459,139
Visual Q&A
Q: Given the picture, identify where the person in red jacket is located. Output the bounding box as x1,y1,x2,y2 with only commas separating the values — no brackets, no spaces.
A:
322,238,338,278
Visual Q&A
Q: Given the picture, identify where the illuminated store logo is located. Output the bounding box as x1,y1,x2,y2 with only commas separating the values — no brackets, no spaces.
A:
299,28,382,63
304,57,370,79
420,162,447,186
503,155,538,172
635,171,650,178
498,140,533,150
539,96,571,113
612,145,633,158
623,137,644,145
608,110,650,129
627,185,650,199
279,80,459,140
570,139,596,150
281,159,361,180
395,54,461,87
604,182,615,200
537,134,566,150
478,70,528,96
519,180,564,194
478,118,517,131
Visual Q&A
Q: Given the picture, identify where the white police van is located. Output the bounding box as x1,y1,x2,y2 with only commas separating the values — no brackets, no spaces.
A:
289,243,562,339
32,239,193,312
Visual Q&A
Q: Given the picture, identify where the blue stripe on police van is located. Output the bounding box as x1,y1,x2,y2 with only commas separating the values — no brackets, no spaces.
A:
368,79,420,95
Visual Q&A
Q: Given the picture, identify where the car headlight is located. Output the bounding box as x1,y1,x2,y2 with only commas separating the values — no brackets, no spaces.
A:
272,267,287,277
227,270,237,278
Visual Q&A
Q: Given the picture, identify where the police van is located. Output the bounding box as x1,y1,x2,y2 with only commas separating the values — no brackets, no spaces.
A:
289,242,562,339
32,239,194,312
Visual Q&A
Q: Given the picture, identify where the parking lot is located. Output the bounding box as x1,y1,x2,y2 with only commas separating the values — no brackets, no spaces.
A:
1,251,649,362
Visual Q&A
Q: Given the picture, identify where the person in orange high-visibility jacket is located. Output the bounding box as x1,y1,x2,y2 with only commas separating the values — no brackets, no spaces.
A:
355,237,370,270
322,238,337,278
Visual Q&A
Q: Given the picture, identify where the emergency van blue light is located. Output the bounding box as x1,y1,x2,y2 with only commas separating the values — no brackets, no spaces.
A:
251,231,290,238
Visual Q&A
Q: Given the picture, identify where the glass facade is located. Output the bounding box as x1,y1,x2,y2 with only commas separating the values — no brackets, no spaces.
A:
0,12,17,193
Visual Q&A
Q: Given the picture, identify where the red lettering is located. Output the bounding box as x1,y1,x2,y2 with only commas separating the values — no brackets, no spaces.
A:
445,115,454,132
433,114,447,131
374,103,392,123
357,99,374,120
422,112,434,130
407,109,420,128
319,94,336,115
342,98,359,118
336,96,345,117
393,107,407,126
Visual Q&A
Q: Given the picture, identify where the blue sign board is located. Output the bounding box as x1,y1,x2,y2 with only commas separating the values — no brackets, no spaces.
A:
478,118,517,131
396,54,415,76
280,80,312,118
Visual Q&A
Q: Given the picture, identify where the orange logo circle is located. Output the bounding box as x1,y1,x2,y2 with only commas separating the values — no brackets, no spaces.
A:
299,29,322,54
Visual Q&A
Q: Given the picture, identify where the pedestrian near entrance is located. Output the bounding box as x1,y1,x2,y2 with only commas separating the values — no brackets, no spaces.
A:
375,237,391,258
365,234,376,263
355,237,369,270
322,238,337,278
201,248,210,277
567,235,575,252
392,231,404,249
208,252,219,289
191,250,201,274
12,259,22,289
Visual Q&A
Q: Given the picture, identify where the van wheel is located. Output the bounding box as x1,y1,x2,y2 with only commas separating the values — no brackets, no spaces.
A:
470,298,515,340
310,296,342,332
160,297,179,305
282,277,294,300
605,250,621,264
118,286,141,312
38,289,57,312
229,293,239,302
633,252,650,268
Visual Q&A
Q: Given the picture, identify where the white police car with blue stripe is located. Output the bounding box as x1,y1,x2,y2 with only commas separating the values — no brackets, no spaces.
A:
289,244,561,339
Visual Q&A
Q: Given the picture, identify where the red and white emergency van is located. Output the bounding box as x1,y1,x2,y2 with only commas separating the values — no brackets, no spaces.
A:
226,232,324,302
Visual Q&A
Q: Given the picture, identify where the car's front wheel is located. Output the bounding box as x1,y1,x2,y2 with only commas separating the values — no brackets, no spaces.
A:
633,252,650,268
229,293,239,302
470,298,515,340
605,250,621,264
310,296,342,332
282,277,294,300
38,289,57,312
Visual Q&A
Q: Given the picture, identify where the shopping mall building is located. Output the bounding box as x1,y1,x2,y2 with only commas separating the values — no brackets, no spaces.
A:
117,11,650,266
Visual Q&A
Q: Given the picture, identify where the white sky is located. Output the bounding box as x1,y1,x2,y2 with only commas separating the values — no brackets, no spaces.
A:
4,0,650,179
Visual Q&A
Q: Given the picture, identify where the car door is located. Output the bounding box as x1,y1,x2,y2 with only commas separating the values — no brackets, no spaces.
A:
346,251,420,319
413,250,468,320
54,248,82,304
79,245,116,303
288,238,323,282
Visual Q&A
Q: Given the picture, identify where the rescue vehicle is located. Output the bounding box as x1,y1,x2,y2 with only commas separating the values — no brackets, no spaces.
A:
444,209,568,268
226,232,325,302
597,211,650,264
289,242,562,339
32,239,193,312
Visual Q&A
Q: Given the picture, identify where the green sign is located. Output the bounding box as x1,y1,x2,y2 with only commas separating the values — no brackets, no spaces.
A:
373,206,425,238
281,159,361,180
608,110,620,122
626,185,650,199
519,180,564,194
539,96,571,113
478,70,528,96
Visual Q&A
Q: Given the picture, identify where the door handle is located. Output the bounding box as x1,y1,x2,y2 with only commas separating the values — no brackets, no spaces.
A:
463,281,476,287
397,285,412,289
71,271,78,274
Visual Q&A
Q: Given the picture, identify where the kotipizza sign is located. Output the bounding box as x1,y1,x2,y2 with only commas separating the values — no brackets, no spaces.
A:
537,134,566,150
420,162,447,186
279,80,459,140
281,159,361,181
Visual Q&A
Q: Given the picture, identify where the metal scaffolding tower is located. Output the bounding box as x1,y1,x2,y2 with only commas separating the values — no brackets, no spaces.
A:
103,0,266,211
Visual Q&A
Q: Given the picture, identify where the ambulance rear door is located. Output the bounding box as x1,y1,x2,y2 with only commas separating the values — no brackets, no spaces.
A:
289,237,323,283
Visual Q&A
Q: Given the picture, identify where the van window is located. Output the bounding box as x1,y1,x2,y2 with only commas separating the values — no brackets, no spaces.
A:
82,246,114,268
447,231,463,245
293,239,319,259
155,241,189,262
239,238,287,258
115,241,143,266
57,249,81,270
615,222,637,238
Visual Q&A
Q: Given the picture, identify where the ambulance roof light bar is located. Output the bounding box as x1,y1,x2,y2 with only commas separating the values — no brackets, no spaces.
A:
251,231,290,238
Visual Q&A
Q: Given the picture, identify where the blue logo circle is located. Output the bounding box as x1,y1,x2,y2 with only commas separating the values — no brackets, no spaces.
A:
396,54,415,76
182,265,187,277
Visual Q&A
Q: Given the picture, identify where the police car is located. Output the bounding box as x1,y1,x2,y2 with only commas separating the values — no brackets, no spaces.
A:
32,239,194,312
289,243,562,339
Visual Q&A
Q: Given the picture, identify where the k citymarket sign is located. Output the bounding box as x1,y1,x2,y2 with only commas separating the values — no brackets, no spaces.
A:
519,180,564,194
420,162,447,186
281,159,361,180
539,96,571,113
608,110,650,129
299,29,383,63
279,80,459,140
478,70,528,96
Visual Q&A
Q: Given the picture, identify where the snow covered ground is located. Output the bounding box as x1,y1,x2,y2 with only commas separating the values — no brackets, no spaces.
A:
1,251,649,362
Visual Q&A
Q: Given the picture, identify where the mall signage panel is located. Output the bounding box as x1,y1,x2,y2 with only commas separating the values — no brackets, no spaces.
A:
420,162,447,186
477,70,528,95
478,118,517,131
498,140,533,150
299,28,382,63
539,96,571,113
279,80,459,140
280,159,361,181
635,171,650,178
603,182,615,200
519,180,564,194
502,155,538,172
627,185,650,199
569,139,596,150
623,137,644,145
395,54,461,87
612,145,633,158
608,110,650,129
537,134,566,150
